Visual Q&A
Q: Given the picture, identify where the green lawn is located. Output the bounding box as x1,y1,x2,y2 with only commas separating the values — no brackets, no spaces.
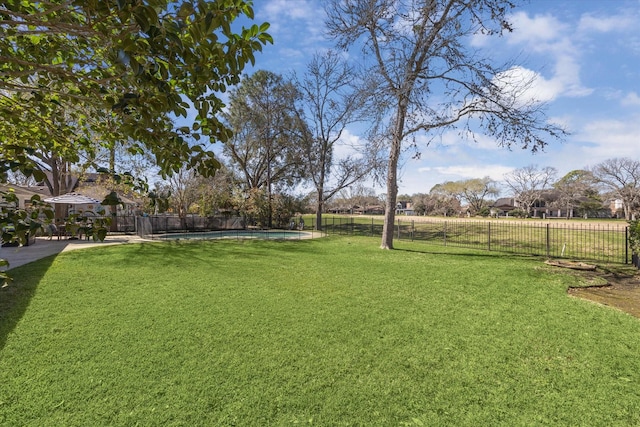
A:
1,236,639,426
318,215,628,263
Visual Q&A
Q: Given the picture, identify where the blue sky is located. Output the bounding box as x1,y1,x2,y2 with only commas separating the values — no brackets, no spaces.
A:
232,0,640,196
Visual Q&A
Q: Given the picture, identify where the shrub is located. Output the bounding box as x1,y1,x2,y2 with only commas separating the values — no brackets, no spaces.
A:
478,207,491,217
629,219,640,268
509,209,528,218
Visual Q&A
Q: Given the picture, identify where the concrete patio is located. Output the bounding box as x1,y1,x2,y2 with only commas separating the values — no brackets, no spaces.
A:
0,234,148,270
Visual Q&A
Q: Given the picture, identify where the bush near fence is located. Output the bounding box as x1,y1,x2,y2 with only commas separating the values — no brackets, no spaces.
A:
321,216,630,265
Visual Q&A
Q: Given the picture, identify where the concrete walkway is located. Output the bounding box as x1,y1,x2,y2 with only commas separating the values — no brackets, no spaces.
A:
0,234,149,270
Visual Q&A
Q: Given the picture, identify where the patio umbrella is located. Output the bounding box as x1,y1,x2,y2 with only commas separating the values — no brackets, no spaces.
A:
43,192,101,205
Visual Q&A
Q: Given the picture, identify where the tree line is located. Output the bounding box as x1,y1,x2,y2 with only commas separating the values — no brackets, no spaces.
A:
5,0,620,258
145,55,376,230
149,155,640,226
333,159,639,220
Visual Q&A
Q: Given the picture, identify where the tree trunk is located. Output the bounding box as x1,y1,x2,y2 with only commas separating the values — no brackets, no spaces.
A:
381,97,409,249
109,145,118,232
624,203,631,221
47,156,71,223
315,187,324,231
380,122,404,249
266,144,273,228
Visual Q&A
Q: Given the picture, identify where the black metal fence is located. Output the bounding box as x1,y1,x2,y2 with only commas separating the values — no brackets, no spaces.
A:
111,215,246,235
135,215,245,235
114,214,630,264
131,214,320,241
112,215,136,233
321,216,630,264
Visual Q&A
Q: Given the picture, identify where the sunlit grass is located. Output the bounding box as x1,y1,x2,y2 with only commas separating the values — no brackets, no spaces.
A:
319,215,628,263
1,236,639,426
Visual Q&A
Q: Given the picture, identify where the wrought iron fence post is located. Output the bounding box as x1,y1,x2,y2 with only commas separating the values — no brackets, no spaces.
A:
546,223,550,257
488,222,491,251
443,221,447,246
626,226,629,264
412,220,415,241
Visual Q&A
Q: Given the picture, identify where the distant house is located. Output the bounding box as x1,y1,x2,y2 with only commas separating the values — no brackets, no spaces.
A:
354,205,385,215
396,201,415,215
2,173,141,217
492,191,612,219
609,199,624,218
490,198,517,217
0,184,50,208
327,205,353,214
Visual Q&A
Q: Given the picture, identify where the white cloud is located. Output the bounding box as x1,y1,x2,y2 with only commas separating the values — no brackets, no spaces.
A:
436,130,500,151
264,0,320,20
552,56,592,98
493,66,562,104
506,12,566,46
621,92,640,107
577,117,640,161
578,13,635,33
261,0,325,41
333,128,366,159
496,11,593,100
418,164,514,181
470,11,563,47
277,47,305,59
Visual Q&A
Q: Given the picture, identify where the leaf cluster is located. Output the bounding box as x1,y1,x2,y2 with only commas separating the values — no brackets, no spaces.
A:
0,190,54,284
0,0,272,180
629,219,640,255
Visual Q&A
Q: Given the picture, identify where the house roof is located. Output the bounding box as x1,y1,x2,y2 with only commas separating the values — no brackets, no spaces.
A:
492,198,516,209
0,184,50,197
74,185,139,205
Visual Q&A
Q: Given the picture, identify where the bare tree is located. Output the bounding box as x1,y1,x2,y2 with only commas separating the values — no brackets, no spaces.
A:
293,51,375,230
429,184,463,216
166,167,198,228
459,177,500,214
590,158,640,220
223,70,306,227
198,166,242,217
326,0,566,249
552,170,599,219
330,185,381,213
503,165,557,217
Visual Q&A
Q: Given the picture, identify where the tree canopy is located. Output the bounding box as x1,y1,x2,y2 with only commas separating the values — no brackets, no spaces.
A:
0,0,272,181
222,70,306,227
293,50,373,230
0,0,271,279
503,165,557,217
591,158,640,220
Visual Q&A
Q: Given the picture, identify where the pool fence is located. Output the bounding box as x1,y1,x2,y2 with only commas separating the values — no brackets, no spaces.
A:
121,214,632,265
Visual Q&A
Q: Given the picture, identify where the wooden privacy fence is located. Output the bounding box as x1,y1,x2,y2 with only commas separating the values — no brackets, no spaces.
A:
322,216,630,264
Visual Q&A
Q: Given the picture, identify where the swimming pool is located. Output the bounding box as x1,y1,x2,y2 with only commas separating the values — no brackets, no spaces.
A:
154,229,316,241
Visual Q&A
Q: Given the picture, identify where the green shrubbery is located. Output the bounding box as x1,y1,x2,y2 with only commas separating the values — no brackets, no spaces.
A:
509,208,528,218
1,190,53,284
629,219,640,268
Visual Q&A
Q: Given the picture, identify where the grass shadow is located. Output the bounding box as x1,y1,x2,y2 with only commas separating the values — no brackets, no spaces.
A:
101,239,321,271
0,254,57,351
